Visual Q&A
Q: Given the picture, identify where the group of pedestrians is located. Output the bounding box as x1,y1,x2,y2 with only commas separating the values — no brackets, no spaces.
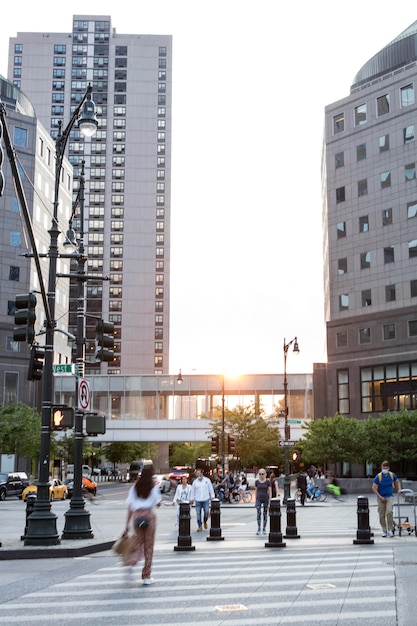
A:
121,460,402,587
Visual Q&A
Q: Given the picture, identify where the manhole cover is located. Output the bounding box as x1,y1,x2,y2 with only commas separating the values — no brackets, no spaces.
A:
215,604,247,612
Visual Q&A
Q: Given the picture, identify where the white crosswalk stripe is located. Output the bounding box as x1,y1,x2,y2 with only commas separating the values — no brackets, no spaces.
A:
0,547,397,625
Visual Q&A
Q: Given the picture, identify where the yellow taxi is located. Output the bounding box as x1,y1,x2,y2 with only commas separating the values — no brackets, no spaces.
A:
22,479,68,502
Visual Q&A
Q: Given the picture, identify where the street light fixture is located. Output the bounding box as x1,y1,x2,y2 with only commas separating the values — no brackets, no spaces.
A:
25,85,97,546
282,336,299,504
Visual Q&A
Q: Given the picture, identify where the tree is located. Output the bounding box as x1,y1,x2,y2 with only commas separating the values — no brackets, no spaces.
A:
362,410,417,464
299,413,364,466
0,402,41,468
103,442,158,467
169,443,210,467
209,402,282,468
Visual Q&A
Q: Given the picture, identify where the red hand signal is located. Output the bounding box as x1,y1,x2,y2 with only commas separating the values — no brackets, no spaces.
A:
53,410,64,427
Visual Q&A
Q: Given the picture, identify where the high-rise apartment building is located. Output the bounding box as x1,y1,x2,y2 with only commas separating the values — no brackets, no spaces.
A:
8,15,172,376
316,21,417,419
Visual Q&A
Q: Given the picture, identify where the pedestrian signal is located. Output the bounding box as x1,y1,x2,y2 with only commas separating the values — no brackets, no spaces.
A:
51,407,74,430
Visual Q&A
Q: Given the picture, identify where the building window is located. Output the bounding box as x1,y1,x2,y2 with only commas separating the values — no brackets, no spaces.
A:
377,94,390,116
10,232,21,247
411,280,417,297
359,215,369,232
336,332,348,348
407,201,417,219
386,284,396,302
404,125,415,143
9,266,20,281
405,163,416,181
13,127,27,147
361,362,417,413
362,289,372,307
359,328,371,344
401,83,415,107
339,294,349,310
356,144,366,161
335,152,344,168
379,134,390,152
409,240,417,258
354,103,367,125
338,258,347,275
333,113,344,134
360,252,371,269
4,372,18,405
381,171,391,188
409,320,417,337
337,222,346,238
358,179,368,196
337,370,350,414
336,187,345,203
384,246,394,263
382,208,392,226
383,324,396,340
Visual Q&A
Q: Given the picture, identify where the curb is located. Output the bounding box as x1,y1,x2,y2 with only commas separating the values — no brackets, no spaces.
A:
0,540,115,560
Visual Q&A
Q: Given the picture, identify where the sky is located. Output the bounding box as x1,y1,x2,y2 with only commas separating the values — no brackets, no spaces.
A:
1,1,417,376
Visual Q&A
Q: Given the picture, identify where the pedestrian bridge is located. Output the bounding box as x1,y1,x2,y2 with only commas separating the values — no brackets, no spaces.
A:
53,372,313,444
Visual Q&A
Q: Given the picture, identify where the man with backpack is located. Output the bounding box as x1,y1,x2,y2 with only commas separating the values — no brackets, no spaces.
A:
372,461,401,537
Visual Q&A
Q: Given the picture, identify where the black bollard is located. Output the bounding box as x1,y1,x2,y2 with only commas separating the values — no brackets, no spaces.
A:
353,496,374,544
21,494,37,540
207,498,224,541
174,501,195,551
265,498,286,548
284,497,300,539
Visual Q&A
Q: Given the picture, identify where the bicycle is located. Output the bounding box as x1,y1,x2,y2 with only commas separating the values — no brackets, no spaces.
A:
230,489,253,503
295,487,326,502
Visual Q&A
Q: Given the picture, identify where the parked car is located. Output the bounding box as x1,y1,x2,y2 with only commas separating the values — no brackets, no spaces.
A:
66,464,92,478
0,472,27,501
153,474,171,493
100,465,120,477
64,476,97,498
22,479,68,502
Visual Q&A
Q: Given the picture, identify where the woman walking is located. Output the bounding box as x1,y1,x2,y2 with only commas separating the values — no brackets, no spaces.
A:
125,464,161,585
254,468,271,535
172,475,192,526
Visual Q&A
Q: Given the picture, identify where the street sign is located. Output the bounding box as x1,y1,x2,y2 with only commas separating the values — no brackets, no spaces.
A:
287,419,302,425
52,364,74,375
279,440,295,447
78,378,91,411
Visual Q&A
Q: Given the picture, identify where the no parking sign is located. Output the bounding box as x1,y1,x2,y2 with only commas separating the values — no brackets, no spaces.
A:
78,378,91,411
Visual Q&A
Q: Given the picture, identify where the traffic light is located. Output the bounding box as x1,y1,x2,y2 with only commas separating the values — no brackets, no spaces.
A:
27,344,45,381
51,406,74,430
0,117,4,197
13,292,37,343
292,450,301,462
95,319,115,362
228,435,236,455
211,435,219,453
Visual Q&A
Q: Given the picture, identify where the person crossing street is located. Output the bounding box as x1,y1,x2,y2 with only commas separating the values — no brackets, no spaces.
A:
190,468,215,531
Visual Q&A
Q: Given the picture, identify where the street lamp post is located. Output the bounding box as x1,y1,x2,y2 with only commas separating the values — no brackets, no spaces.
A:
282,336,299,504
25,86,98,545
62,159,93,538
221,372,225,478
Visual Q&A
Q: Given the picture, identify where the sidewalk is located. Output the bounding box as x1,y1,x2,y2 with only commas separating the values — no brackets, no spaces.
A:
1,490,416,556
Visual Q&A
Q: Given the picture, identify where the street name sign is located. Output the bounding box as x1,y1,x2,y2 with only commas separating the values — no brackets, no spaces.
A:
279,440,295,447
52,364,74,375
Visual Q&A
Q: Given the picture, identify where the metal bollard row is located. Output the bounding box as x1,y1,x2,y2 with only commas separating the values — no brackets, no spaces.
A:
353,496,374,544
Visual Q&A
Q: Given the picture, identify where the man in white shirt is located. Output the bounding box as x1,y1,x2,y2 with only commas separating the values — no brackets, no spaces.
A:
190,468,215,531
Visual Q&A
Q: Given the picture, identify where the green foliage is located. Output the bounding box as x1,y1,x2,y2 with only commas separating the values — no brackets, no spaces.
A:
0,402,41,461
103,442,158,466
169,443,211,467
300,414,364,465
209,401,282,468
299,410,417,467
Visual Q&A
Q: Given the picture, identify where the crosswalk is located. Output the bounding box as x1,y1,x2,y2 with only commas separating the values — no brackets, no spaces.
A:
0,546,397,625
